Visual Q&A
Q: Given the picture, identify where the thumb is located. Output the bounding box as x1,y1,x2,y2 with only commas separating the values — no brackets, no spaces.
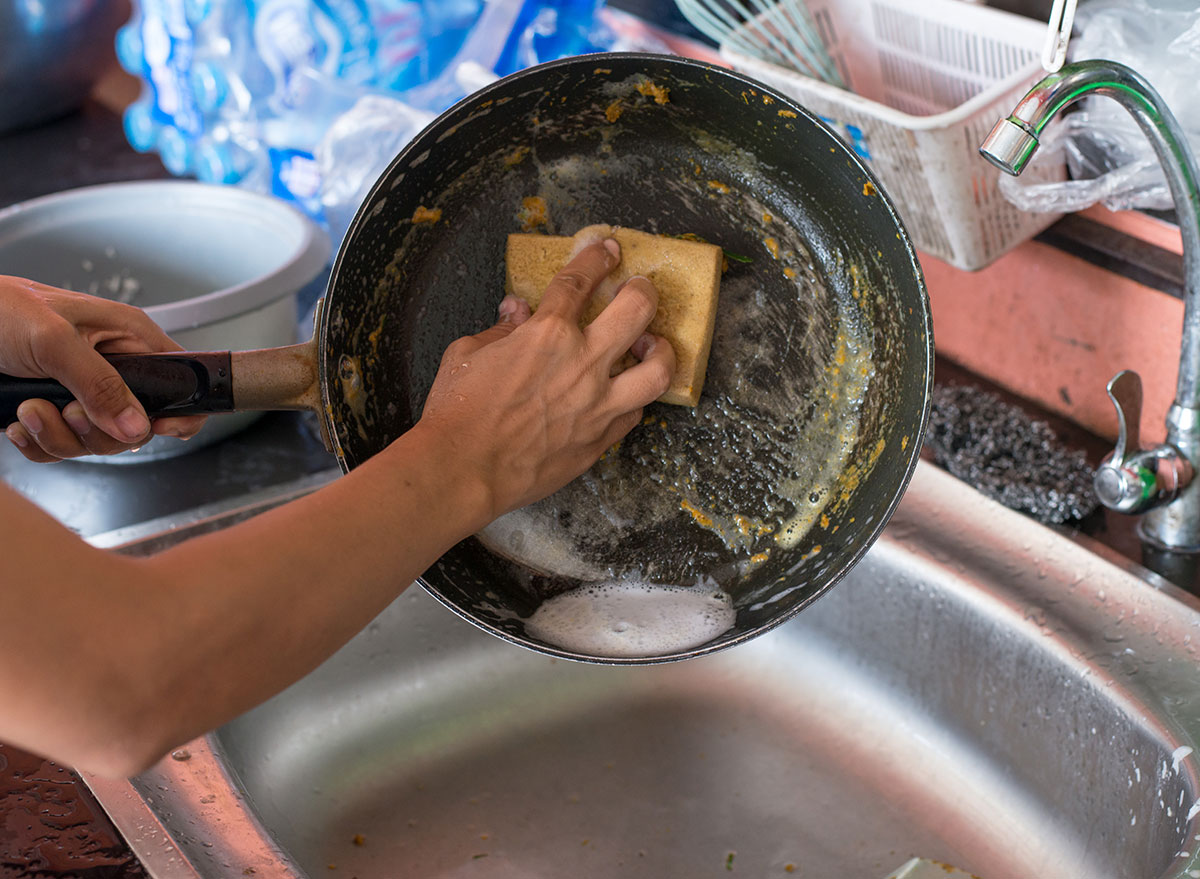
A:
57,346,151,444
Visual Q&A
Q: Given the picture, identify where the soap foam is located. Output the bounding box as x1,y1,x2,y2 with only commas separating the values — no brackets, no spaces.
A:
524,578,736,658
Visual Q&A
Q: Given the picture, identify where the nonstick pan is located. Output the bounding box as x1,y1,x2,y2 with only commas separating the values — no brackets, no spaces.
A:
1,54,933,664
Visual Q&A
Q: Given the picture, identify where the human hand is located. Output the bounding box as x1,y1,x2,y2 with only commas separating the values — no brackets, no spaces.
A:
416,238,676,521
0,275,205,462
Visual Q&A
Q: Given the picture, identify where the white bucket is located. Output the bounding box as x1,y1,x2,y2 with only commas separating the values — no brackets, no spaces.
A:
0,180,331,461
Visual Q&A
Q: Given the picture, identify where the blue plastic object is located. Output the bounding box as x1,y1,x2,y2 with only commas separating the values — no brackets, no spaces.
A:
116,0,614,226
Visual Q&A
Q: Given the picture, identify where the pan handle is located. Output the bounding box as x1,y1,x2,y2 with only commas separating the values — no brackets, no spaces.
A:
0,341,322,429
0,352,234,428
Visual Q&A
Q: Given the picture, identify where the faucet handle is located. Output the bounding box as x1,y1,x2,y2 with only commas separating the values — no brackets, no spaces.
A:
1095,369,1192,514
1106,369,1142,464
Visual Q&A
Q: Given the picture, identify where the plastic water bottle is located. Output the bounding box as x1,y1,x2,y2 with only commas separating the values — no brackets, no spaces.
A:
116,0,617,224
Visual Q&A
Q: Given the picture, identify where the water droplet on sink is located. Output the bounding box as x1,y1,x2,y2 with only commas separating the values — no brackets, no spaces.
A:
170,748,191,762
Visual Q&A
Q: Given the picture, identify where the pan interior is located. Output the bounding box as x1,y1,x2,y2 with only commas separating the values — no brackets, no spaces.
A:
323,56,931,661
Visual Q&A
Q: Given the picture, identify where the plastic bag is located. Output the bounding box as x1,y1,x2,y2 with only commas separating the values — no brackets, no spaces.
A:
118,0,661,234
315,94,435,245
998,0,1200,214
312,7,671,245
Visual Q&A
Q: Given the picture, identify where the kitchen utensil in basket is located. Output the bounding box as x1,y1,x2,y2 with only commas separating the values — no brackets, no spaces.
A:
718,0,1066,270
674,0,844,86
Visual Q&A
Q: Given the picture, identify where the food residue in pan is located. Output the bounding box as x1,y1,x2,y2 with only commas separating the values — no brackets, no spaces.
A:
411,205,442,224
679,498,714,529
598,77,670,123
518,195,548,230
504,145,531,167
366,314,386,367
634,80,670,104
337,354,370,441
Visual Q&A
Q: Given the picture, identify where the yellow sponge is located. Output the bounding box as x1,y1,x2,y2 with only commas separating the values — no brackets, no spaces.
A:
504,224,722,407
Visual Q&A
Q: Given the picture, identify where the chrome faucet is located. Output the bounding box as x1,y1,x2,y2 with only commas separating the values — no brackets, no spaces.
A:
979,59,1200,555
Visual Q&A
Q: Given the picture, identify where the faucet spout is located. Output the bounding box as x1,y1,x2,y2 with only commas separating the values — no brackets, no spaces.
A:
978,117,1039,176
981,60,1200,555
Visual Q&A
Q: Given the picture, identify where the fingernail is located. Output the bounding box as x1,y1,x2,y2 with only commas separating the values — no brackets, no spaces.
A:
116,406,150,442
603,238,620,259
6,426,27,448
498,295,521,320
632,333,655,360
18,410,43,435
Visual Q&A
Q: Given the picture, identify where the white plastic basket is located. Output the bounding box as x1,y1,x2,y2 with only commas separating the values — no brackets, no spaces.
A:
721,0,1066,271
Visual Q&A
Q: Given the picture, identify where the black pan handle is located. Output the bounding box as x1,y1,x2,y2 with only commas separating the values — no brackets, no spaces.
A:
0,352,234,428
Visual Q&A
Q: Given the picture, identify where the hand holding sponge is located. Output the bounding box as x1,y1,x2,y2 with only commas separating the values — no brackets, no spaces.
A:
504,224,723,407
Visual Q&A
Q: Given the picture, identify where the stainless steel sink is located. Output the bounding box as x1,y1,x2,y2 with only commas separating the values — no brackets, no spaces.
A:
85,462,1200,878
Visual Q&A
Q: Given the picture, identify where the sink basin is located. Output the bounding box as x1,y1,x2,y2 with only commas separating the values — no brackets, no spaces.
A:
85,462,1200,878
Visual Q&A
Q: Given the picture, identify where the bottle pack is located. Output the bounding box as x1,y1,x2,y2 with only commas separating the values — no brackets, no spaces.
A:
117,0,614,230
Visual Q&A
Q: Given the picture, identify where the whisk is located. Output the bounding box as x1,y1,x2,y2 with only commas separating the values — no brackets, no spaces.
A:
674,0,845,87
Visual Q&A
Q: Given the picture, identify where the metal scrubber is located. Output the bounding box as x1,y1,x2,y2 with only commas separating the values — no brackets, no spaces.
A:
925,384,1098,525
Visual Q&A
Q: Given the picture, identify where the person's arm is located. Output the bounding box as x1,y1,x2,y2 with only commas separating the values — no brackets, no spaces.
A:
0,239,675,778
0,274,204,460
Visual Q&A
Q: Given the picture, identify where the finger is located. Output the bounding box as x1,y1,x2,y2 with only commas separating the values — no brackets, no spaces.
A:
535,239,621,324
152,414,206,440
37,341,151,445
17,399,89,460
61,400,140,456
60,293,182,354
60,296,202,441
595,407,644,455
445,295,533,360
6,423,58,464
584,275,659,361
609,333,677,410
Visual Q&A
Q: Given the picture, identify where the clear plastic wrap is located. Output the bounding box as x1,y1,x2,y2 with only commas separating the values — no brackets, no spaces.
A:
998,0,1200,214
315,94,434,246
117,0,665,234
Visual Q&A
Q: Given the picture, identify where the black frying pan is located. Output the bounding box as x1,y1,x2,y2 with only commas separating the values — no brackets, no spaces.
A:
1,54,933,664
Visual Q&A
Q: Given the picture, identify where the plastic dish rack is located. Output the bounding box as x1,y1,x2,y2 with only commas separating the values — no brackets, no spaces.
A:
721,0,1065,271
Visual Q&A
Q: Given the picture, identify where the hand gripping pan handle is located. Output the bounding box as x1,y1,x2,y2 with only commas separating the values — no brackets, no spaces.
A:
0,342,320,428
